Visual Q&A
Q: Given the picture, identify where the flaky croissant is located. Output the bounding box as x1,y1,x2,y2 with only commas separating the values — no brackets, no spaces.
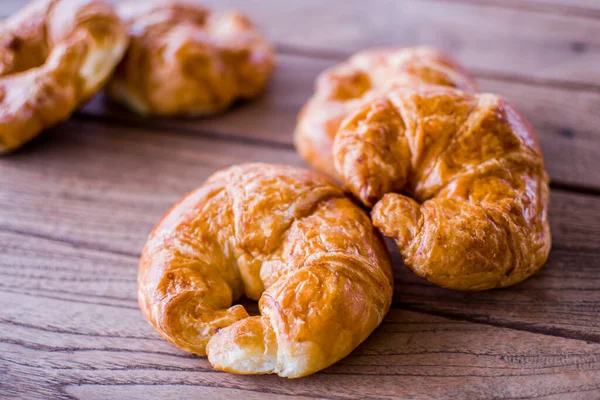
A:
0,0,128,153
138,163,393,377
107,0,275,116
334,86,551,290
295,47,478,180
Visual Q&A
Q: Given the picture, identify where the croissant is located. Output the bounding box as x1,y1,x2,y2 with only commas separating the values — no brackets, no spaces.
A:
0,0,128,153
295,47,478,180
138,163,393,377
107,0,275,116
333,86,551,290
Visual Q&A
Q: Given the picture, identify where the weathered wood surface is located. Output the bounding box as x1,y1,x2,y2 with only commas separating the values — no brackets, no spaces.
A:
190,0,600,86
3,0,600,85
2,0,600,399
2,120,600,399
80,54,600,191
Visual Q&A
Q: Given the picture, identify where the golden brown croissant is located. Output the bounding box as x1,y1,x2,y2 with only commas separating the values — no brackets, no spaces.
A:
333,86,551,290
107,0,275,116
295,47,478,180
0,0,128,153
138,163,393,377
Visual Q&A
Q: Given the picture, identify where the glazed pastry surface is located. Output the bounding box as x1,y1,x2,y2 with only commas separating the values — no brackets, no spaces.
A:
295,47,478,179
138,163,393,377
107,0,275,116
0,0,128,153
334,86,551,290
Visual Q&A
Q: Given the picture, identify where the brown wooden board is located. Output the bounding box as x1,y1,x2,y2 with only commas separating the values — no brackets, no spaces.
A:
198,0,600,87
79,54,600,191
4,294,600,399
2,0,600,398
3,0,600,87
2,121,600,398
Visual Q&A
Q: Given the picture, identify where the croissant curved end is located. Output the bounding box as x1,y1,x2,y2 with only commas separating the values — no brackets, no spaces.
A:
206,316,280,376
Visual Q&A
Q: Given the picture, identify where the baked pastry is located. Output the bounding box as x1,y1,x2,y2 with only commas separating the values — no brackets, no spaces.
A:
295,47,478,180
107,0,275,116
0,0,128,153
334,86,551,290
138,163,393,377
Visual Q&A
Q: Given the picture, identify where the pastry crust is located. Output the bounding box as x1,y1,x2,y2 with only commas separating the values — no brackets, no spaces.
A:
0,0,128,153
107,0,275,116
333,86,551,290
138,163,393,378
295,47,478,180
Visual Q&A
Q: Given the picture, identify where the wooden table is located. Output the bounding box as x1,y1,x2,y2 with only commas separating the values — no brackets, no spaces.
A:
2,0,600,398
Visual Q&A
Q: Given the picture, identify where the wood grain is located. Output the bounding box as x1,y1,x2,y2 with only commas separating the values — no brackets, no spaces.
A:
196,0,600,87
4,304,600,399
2,0,600,398
3,0,598,15
1,120,599,343
3,247,600,400
432,0,600,17
3,0,600,87
79,54,600,191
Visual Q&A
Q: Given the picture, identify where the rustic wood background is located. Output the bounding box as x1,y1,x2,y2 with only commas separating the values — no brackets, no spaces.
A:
2,0,600,398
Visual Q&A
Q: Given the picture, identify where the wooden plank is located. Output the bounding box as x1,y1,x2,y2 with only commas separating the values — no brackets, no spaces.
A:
1,119,600,342
3,280,600,399
393,246,600,341
0,1,598,397
1,120,600,398
79,54,326,147
437,0,600,15
518,0,600,9
197,0,600,87
536,0,600,9
4,0,600,14
2,0,600,86
80,53,600,191
6,2,600,189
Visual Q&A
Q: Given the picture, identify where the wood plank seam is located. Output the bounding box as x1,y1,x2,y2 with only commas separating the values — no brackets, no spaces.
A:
0,319,155,340
0,338,188,356
7,344,600,384
7,278,600,345
67,115,600,197
0,0,596,23
543,183,600,197
5,341,600,376
0,288,139,311
1,189,597,257
0,225,139,259
425,0,600,20
73,113,296,151
0,287,137,308
1,2,598,397
508,387,600,400
275,45,600,94
57,377,338,399
396,304,600,345
3,228,599,346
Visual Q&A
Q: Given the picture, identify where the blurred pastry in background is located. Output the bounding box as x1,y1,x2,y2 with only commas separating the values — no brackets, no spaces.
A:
107,0,275,117
0,0,128,153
